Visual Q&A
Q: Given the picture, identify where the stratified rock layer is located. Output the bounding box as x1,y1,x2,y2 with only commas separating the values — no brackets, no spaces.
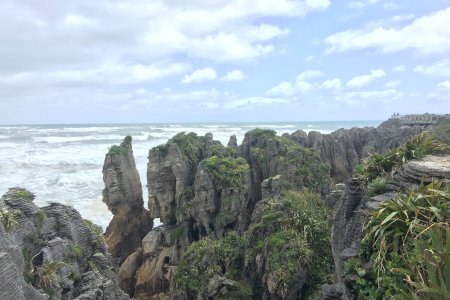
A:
102,136,153,263
0,188,129,300
326,155,450,299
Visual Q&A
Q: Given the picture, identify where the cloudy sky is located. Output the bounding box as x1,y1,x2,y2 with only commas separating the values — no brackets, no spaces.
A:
0,0,449,124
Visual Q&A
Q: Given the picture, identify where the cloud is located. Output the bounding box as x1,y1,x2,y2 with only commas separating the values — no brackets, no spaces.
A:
385,80,401,88
438,81,450,90
324,8,450,55
267,81,297,96
224,96,289,109
296,70,324,81
349,0,378,9
320,78,342,89
267,70,324,96
414,60,450,77
383,2,400,10
181,67,217,84
346,69,385,88
337,89,402,104
221,70,246,81
392,65,406,72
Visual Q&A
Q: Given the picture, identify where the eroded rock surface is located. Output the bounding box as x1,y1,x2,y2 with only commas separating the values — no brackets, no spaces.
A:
326,155,450,299
0,188,129,300
102,136,153,263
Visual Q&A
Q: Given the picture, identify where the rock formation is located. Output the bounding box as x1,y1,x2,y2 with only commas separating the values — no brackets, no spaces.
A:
102,136,153,263
324,154,450,299
112,130,332,299
286,122,422,183
0,187,129,300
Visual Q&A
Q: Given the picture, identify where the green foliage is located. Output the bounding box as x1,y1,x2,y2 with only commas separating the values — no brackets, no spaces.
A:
22,248,35,285
38,261,66,291
176,233,249,298
15,189,33,199
0,208,18,232
70,243,83,258
201,155,249,191
367,176,386,197
84,219,105,248
247,192,333,296
246,128,277,140
171,226,184,242
108,135,132,155
357,132,450,182
35,210,46,232
155,132,203,162
351,181,450,299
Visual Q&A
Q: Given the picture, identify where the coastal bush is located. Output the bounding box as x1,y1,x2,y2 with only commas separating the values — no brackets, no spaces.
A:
348,181,450,299
357,132,450,182
15,189,33,199
367,176,386,197
84,219,105,248
108,135,132,155
201,155,249,191
0,208,18,231
247,192,333,297
38,261,66,291
175,233,250,298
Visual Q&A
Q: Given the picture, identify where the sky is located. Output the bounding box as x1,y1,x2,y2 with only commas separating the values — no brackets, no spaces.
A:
0,0,449,124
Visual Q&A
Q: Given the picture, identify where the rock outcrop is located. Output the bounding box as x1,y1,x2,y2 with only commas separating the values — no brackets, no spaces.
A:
112,130,332,299
102,136,153,263
325,155,450,299
0,187,129,300
286,123,422,183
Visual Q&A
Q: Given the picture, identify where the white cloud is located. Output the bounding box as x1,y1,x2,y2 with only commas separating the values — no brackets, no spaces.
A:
393,65,406,72
324,8,450,55
385,80,401,88
267,82,297,96
296,70,324,81
346,69,385,88
320,78,342,89
438,81,450,90
414,60,450,77
349,0,378,9
181,67,217,84
383,2,400,10
224,96,289,109
304,55,314,63
220,70,246,81
337,89,402,104
267,70,324,96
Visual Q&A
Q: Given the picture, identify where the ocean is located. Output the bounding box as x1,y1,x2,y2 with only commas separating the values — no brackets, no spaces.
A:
0,121,381,229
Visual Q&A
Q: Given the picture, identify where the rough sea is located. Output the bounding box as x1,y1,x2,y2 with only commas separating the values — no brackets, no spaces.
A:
0,121,381,229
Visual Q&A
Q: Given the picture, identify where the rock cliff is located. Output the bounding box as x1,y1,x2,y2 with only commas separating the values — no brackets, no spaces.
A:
102,136,153,263
286,122,422,183
0,187,129,300
324,154,450,299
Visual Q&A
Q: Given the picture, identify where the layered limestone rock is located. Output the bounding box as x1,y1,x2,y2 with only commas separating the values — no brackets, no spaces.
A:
0,188,129,300
325,155,450,299
115,130,332,299
286,123,422,183
102,136,153,263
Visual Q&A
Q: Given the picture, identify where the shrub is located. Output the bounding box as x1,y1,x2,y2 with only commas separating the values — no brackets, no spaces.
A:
84,219,105,248
201,155,249,191
38,261,66,290
0,209,18,231
351,181,450,299
367,176,386,197
15,189,33,199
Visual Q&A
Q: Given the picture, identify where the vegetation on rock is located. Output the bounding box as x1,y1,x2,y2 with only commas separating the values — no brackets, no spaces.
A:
356,132,450,183
0,208,18,231
346,181,450,299
201,155,249,191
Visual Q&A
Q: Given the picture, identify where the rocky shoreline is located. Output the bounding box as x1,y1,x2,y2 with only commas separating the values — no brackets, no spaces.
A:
1,118,449,299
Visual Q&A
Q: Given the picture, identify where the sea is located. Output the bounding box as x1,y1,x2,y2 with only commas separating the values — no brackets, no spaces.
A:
0,121,381,229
